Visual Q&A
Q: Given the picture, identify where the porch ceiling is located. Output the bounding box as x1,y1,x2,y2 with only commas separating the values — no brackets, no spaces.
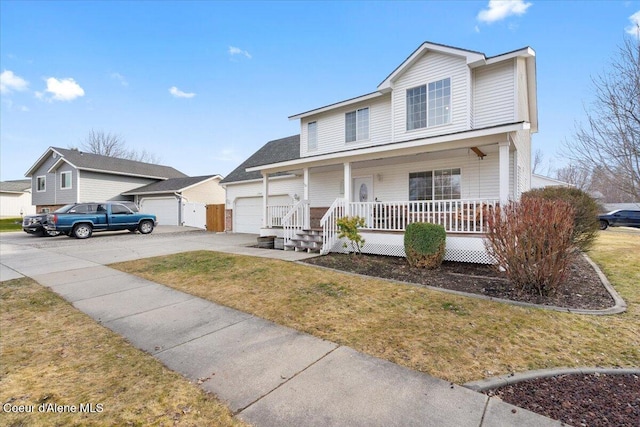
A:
248,122,525,175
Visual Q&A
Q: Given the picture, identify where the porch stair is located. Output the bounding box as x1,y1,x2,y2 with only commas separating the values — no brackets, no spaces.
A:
285,228,323,253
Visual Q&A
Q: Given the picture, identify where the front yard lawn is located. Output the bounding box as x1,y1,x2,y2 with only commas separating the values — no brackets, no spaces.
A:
0,277,246,427
112,231,639,384
0,217,22,232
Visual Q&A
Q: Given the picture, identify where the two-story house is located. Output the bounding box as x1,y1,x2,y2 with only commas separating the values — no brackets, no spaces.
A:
222,41,538,263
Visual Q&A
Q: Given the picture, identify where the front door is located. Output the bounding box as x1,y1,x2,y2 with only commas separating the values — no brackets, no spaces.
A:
353,176,374,227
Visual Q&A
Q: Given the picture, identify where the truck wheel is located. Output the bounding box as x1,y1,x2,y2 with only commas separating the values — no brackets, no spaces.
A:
73,223,93,239
138,220,154,234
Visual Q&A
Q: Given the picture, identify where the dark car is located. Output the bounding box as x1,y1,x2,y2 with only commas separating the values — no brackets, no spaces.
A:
22,202,140,236
598,209,640,230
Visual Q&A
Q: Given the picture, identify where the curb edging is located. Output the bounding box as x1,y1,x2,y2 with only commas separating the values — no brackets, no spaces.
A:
464,367,640,392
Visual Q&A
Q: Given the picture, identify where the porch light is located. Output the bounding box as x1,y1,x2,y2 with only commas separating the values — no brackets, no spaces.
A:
377,173,383,182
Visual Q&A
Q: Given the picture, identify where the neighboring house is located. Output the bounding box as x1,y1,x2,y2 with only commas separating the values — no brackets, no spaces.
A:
225,41,538,263
602,203,640,213
123,175,225,228
0,179,36,217
531,173,573,189
25,146,187,213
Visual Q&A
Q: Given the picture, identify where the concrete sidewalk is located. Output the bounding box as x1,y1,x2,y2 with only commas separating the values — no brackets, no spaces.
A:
0,232,562,426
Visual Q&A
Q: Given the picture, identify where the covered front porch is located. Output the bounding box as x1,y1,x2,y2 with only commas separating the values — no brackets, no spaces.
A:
252,125,526,263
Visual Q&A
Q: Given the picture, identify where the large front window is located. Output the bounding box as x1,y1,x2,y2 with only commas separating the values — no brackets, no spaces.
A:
345,107,369,142
409,168,460,200
406,77,451,130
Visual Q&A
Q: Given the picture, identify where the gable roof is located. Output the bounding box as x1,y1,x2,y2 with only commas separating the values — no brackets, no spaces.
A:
220,135,300,184
25,147,187,180
0,179,31,193
122,175,222,195
289,41,537,132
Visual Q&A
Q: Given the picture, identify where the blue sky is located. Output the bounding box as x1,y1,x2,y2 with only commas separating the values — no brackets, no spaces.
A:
1,0,639,181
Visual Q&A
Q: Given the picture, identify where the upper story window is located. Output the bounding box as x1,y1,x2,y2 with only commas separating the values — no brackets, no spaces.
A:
406,77,451,131
36,176,46,192
308,121,317,151
60,171,72,189
345,107,369,142
409,168,460,201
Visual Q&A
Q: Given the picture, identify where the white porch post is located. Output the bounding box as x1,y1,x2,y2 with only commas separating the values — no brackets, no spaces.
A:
303,168,309,201
499,141,510,205
343,162,352,203
262,172,269,228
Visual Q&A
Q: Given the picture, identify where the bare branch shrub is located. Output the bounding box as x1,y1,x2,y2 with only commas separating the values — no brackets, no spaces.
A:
484,198,577,296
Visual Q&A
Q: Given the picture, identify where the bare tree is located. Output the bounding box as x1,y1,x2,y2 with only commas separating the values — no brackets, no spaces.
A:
72,129,160,164
555,163,592,191
562,36,640,200
532,148,544,175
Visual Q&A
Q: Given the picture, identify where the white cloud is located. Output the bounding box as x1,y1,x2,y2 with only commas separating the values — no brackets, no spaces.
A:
169,86,196,98
37,77,85,102
626,10,640,37
228,46,252,59
110,72,128,86
477,0,532,24
0,70,29,94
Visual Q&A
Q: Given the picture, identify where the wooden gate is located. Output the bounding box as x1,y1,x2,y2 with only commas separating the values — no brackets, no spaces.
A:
206,204,225,232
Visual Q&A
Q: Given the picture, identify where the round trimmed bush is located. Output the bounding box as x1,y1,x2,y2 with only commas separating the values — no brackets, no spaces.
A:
404,222,446,269
522,187,600,252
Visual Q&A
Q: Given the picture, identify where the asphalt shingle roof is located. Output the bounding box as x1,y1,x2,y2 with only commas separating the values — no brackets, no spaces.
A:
220,135,300,184
0,179,31,193
123,175,218,195
49,147,187,179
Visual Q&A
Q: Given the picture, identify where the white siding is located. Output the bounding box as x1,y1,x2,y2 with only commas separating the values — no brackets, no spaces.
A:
0,192,36,217
391,51,470,141
309,170,344,206
473,60,516,129
183,178,225,205
510,129,531,198
79,171,156,202
300,94,392,157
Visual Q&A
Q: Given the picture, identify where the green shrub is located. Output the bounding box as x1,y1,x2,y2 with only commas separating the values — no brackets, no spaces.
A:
485,197,577,296
522,187,599,252
404,222,446,269
337,216,366,254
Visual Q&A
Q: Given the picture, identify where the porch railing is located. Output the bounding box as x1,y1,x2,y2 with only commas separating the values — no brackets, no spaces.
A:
282,200,309,247
266,204,293,227
319,198,347,255
348,199,499,233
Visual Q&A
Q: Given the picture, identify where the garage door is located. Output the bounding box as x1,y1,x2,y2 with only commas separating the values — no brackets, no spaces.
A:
234,195,291,234
141,197,179,226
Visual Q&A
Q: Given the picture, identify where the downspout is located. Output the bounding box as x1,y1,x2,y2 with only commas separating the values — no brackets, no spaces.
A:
175,192,186,225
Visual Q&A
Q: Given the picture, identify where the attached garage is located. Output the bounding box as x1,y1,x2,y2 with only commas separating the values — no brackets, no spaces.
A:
234,195,291,234
141,197,179,226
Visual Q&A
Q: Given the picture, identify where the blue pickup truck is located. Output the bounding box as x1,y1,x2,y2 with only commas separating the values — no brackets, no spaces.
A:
44,201,157,239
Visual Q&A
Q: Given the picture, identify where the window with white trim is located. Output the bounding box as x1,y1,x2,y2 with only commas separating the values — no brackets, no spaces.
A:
345,107,369,142
308,121,317,151
409,168,460,200
406,77,451,130
61,171,72,189
36,176,46,192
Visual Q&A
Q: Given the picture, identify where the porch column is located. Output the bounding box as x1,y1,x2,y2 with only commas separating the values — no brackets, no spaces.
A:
343,162,352,202
498,141,510,205
303,168,309,201
262,172,269,228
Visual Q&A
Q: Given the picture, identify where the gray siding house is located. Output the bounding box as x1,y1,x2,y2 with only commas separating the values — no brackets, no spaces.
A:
25,147,187,212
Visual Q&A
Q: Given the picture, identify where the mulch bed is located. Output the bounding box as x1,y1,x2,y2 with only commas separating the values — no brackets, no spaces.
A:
304,253,614,310
484,373,639,427
303,253,637,425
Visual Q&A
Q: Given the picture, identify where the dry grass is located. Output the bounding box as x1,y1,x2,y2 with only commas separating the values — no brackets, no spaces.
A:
0,277,247,427
111,231,640,384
